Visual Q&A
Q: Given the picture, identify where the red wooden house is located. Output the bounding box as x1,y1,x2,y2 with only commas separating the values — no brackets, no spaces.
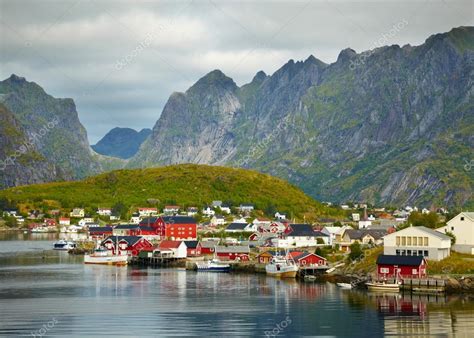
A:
215,246,250,261
289,252,327,267
101,236,154,256
88,226,113,239
148,216,197,240
183,241,201,256
376,255,427,279
200,241,217,255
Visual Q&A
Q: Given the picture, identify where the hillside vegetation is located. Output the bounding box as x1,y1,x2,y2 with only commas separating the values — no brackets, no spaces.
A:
0,164,342,220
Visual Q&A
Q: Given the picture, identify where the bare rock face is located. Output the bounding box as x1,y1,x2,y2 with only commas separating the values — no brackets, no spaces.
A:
129,28,473,208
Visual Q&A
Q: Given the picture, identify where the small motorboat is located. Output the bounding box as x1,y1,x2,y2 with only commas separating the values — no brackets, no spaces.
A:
53,239,77,250
337,282,354,289
366,281,400,292
196,258,230,272
84,248,128,265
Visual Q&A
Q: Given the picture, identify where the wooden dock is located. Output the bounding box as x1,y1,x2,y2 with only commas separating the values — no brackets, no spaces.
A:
131,256,185,268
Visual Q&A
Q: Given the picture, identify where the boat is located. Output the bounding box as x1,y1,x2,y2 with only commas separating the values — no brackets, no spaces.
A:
84,248,128,265
366,281,401,292
195,258,230,272
304,275,317,282
53,239,77,250
337,282,354,289
265,254,298,278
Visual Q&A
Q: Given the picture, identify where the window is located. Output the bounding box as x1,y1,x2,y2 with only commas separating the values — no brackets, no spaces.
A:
413,237,417,246
401,250,406,256
418,250,423,256
424,250,428,257
412,269,418,275
407,237,412,246
402,237,406,246
419,237,423,246
461,217,464,221
380,267,389,274
396,250,401,255
407,250,412,255
396,236,400,246
424,237,429,246
451,227,454,231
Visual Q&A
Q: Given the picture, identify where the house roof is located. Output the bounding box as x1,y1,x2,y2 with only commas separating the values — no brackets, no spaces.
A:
292,252,326,261
386,226,451,240
139,226,155,232
345,229,387,240
183,240,200,249
226,223,248,230
139,217,159,225
257,249,286,257
200,241,218,249
114,224,140,230
159,240,183,249
161,216,196,224
215,246,250,253
448,212,474,223
376,254,425,266
102,236,144,246
89,226,113,233
287,224,326,237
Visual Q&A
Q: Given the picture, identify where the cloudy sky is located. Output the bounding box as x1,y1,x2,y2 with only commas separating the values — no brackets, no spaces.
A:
0,0,472,143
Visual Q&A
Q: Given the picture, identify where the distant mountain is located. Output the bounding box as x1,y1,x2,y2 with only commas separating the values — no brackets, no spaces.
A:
0,103,61,188
0,74,101,179
130,27,474,208
92,127,152,159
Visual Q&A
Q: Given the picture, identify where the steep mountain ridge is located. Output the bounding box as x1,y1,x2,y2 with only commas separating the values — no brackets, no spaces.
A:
130,27,474,208
92,127,151,159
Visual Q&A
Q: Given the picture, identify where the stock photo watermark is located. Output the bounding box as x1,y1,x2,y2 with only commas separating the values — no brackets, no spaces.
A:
0,117,59,171
29,317,59,337
464,159,474,172
265,316,292,337
350,19,409,70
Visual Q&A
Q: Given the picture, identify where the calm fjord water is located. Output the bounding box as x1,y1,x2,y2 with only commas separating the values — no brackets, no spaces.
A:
0,233,473,337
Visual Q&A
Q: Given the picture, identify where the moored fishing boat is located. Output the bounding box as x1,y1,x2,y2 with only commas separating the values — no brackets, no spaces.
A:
196,258,230,272
265,255,298,278
84,248,128,265
53,239,76,251
337,282,354,289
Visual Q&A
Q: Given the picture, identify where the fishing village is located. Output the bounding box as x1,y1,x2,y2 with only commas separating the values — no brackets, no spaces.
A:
2,202,473,295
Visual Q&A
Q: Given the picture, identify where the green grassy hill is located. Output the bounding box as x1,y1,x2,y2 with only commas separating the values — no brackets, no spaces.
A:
0,164,343,220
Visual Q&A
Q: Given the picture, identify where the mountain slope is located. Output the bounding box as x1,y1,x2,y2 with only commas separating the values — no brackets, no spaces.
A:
0,74,100,179
92,127,151,159
0,164,342,220
130,27,474,208
0,103,61,189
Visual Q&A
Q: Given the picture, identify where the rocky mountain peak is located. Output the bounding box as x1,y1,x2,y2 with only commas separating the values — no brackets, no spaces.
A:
189,69,237,94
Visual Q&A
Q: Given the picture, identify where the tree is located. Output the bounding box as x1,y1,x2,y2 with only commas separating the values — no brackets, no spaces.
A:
112,201,128,219
5,216,17,228
445,231,456,245
407,211,439,229
265,203,277,217
316,238,325,245
348,242,363,261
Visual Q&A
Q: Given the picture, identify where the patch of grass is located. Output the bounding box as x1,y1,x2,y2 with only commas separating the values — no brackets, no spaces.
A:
427,251,474,275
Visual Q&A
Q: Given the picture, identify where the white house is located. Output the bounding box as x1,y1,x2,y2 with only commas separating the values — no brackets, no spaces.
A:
211,215,226,226
233,217,247,223
352,213,360,221
383,226,451,261
275,212,286,220
59,218,70,226
130,213,141,224
138,208,158,217
2,209,18,217
211,200,223,208
341,204,350,210
187,207,199,216
110,214,120,221
437,212,474,254
158,240,187,258
271,224,328,248
97,208,112,216
253,218,272,228
202,206,215,217
220,205,231,214
70,208,85,218
322,226,351,245
78,217,94,226
163,205,180,214
239,204,254,213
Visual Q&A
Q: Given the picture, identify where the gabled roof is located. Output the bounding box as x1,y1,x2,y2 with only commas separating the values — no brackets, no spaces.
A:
183,240,200,249
200,241,218,248
226,223,248,230
139,217,159,225
159,240,183,249
448,212,474,223
102,236,144,246
287,224,320,237
114,224,140,230
139,226,155,232
291,252,326,261
345,229,387,240
257,249,286,257
161,216,196,224
215,246,250,253
376,254,425,266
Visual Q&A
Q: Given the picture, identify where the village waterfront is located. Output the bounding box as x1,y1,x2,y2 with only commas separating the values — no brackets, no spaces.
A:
0,232,473,337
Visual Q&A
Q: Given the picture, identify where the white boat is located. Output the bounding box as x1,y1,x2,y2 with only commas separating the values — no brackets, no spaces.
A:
265,255,298,278
304,275,317,282
196,259,230,272
84,248,128,265
366,281,400,292
53,240,76,250
337,282,354,289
